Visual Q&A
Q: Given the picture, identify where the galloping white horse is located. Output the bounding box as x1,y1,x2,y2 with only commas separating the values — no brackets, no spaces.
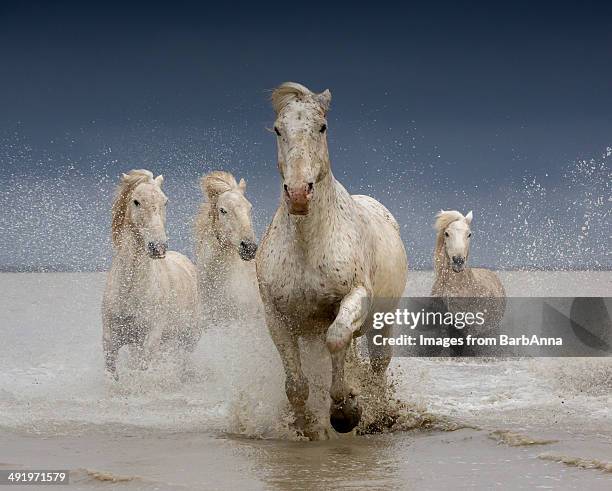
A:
431,210,506,337
194,171,259,323
102,170,200,379
256,82,408,436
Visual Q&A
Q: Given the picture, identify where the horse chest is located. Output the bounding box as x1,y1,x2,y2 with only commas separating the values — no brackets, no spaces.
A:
436,271,487,297
258,204,370,321
263,247,354,319
111,263,168,316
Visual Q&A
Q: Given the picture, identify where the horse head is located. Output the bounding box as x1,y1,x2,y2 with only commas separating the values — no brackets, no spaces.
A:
271,82,332,215
112,170,168,258
435,210,473,272
201,171,257,261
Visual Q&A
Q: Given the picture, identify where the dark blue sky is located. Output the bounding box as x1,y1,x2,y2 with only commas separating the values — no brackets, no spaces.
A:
1,1,610,270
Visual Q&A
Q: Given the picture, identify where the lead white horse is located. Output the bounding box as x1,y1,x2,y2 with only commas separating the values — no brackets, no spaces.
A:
431,210,506,340
102,170,200,379
194,171,259,324
256,82,408,437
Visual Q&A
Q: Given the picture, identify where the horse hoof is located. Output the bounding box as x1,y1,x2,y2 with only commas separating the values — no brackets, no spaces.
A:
330,396,362,433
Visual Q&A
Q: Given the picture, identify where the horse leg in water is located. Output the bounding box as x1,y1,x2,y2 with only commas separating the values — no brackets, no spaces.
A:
365,300,397,377
102,313,125,381
264,309,310,433
367,323,392,375
142,317,165,369
326,286,372,433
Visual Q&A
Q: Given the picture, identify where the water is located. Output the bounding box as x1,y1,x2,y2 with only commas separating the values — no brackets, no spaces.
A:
0,272,610,489
1,147,610,272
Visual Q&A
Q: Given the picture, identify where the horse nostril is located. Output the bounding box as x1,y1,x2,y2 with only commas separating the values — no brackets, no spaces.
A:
239,239,258,261
148,242,155,251
283,184,289,194
307,182,314,192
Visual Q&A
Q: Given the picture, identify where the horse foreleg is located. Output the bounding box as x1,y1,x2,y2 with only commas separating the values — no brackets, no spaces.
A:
366,317,392,377
326,286,371,433
265,311,309,432
142,320,164,369
103,314,121,381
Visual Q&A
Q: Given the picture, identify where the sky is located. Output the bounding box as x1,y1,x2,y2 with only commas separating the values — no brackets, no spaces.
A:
0,1,610,270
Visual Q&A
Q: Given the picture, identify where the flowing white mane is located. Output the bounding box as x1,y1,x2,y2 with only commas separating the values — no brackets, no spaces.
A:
271,82,331,115
111,169,155,247
271,82,314,114
434,210,466,233
200,170,240,203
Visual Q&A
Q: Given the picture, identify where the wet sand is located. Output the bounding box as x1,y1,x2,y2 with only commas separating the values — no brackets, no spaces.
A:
1,426,610,490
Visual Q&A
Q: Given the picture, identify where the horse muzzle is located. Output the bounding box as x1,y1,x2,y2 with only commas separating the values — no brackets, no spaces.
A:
147,241,167,259
238,239,258,261
284,182,313,215
451,256,465,272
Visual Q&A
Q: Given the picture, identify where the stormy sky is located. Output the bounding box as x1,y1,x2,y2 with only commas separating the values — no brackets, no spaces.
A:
1,1,610,270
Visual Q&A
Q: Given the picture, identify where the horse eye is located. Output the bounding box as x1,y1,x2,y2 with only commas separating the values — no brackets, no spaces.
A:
219,207,227,215
320,124,327,133
274,126,281,136
133,199,140,207
444,231,449,237
468,233,472,238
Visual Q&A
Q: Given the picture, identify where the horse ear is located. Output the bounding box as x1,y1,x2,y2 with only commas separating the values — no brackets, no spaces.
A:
155,175,164,187
121,173,129,181
316,89,332,114
238,178,246,193
465,211,473,224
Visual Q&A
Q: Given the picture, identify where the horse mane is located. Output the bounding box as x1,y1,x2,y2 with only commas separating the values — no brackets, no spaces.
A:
193,201,213,253
434,210,466,233
111,169,155,247
433,210,466,271
271,82,314,114
200,171,240,203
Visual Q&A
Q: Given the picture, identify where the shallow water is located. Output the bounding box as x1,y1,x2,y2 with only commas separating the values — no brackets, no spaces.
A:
0,272,610,489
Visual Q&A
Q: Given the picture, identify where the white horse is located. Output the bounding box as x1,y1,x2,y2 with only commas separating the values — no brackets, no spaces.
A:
431,210,506,340
256,82,408,437
102,170,200,379
194,171,259,324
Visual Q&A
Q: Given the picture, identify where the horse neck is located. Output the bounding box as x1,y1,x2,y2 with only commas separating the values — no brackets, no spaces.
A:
284,171,348,244
113,229,155,287
433,233,447,278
